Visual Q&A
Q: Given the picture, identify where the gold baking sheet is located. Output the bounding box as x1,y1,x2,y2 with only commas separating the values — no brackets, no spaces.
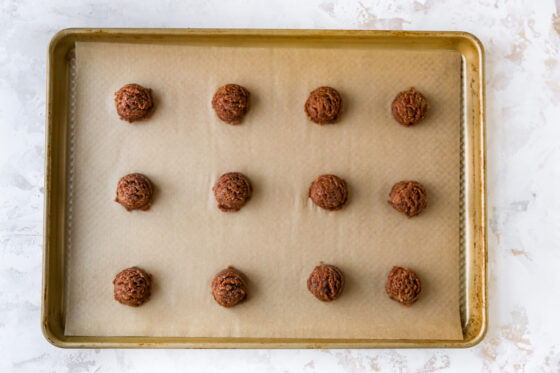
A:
42,29,487,349
63,40,462,340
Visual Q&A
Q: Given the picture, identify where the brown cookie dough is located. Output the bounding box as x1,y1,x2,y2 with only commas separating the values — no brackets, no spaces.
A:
385,266,422,306
115,173,153,211
113,266,152,307
391,87,427,127
307,263,345,302
388,180,427,217
114,84,155,122
213,172,252,212
308,174,348,211
211,266,248,308
304,86,343,124
211,84,250,125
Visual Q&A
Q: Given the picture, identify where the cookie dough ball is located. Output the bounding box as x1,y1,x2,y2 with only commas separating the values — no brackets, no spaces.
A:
391,87,428,127
115,173,153,211
385,266,422,306
213,172,252,212
308,174,348,211
388,181,427,217
304,86,343,124
113,266,152,307
307,263,345,302
114,84,155,122
211,266,248,308
212,84,250,125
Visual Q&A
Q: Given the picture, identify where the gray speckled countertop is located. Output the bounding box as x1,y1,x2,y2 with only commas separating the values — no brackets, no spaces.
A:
1,0,559,371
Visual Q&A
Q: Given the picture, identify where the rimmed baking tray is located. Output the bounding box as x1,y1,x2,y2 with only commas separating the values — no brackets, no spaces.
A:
42,28,486,348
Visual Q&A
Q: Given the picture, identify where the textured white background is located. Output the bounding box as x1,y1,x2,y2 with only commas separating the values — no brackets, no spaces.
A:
1,0,559,371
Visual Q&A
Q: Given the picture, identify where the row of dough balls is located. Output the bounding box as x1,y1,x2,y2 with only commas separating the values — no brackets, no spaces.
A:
113,264,422,308
114,83,428,127
115,172,428,217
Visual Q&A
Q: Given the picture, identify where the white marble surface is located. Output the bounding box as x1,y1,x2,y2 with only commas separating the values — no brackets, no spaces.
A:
1,0,560,371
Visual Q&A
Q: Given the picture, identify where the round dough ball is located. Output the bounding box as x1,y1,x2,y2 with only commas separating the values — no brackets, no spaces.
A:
304,86,343,124
211,266,248,308
308,174,348,211
114,83,155,122
307,263,345,302
115,173,153,211
113,266,152,307
213,172,252,212
385,266,422,306
388,180,427,217
211,84,250,125
391,87,427,127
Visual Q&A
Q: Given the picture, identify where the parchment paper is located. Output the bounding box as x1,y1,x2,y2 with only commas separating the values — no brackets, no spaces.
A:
65,41,462,339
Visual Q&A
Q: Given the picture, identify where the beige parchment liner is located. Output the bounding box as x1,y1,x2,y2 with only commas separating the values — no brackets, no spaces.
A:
65,41,462,340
